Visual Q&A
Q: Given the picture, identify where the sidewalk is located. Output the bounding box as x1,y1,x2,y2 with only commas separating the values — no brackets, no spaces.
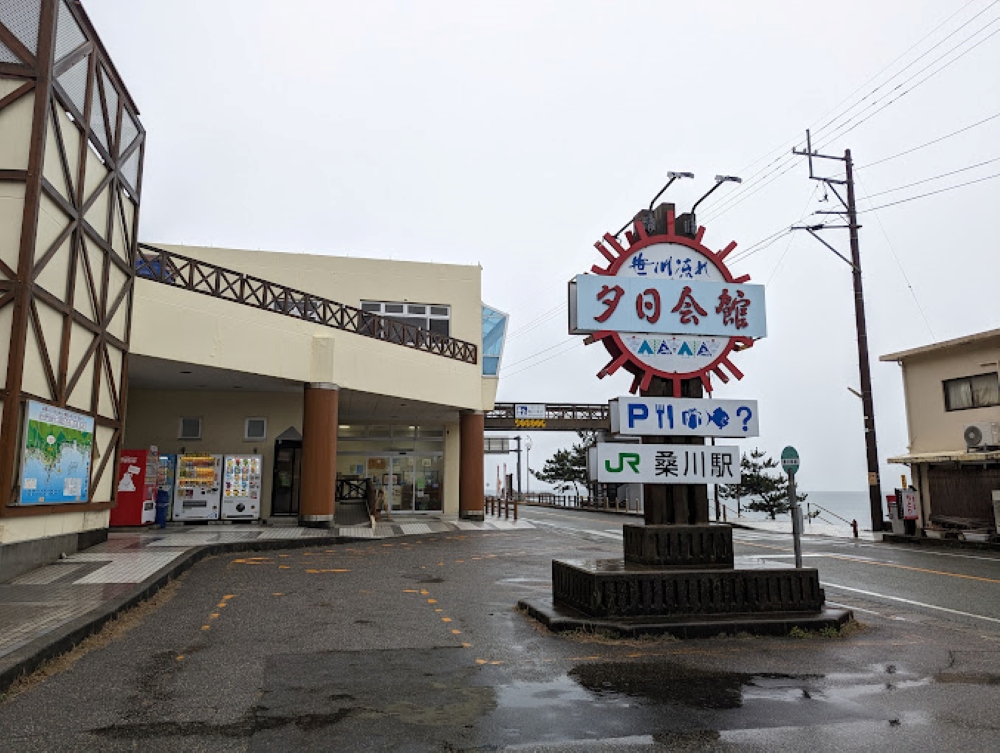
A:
0,515,534,695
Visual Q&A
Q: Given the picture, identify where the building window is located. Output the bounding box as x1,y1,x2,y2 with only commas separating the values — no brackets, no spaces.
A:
244,417,267,441
481,303,508,377
943,373,1000,411
360,301,450,337
179,417,202,440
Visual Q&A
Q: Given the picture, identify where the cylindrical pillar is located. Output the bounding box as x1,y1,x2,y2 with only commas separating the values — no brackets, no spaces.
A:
299,383,339,526
459,411,485,521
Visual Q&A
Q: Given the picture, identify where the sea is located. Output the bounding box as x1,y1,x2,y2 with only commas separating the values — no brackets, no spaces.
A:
724,489,880,538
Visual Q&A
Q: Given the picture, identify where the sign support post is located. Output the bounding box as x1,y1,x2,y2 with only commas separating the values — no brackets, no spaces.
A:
790,471,802,569
782,446,802,569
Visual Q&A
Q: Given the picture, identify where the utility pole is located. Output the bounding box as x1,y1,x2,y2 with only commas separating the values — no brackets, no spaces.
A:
792,131,884,532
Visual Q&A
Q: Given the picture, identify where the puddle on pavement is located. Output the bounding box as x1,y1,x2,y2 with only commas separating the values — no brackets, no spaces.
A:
487,660,938,746
497,675,630,711
570,662,757,710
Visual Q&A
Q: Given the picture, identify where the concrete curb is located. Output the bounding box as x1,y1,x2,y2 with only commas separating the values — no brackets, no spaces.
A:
0,533,366,697
883,532,1000,552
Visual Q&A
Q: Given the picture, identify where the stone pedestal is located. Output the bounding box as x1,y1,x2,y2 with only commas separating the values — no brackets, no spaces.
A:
519,522,852,638
623,524,733,568
551,559,824,619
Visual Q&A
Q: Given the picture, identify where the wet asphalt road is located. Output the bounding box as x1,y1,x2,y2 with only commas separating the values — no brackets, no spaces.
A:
529,507,1000,629
3,508,1000,751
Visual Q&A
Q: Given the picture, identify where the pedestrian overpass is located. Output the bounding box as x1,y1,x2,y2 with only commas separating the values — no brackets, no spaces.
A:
484,403,609,431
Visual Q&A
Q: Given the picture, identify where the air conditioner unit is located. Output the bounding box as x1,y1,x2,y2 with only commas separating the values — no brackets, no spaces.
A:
964,422,1000,450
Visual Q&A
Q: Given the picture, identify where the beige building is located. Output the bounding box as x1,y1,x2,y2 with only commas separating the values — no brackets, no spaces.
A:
125,243,501,523
0,1,504,579
881,329,1000,530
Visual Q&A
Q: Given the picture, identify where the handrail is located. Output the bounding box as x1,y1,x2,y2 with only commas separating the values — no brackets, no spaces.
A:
135,243,478,365
807,502,852,526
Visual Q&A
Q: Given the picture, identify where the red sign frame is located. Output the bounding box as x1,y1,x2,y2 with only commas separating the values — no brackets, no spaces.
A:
585,209,755,396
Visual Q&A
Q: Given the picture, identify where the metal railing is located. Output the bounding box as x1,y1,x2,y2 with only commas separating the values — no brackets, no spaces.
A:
524,492,640,515
135,244,478,364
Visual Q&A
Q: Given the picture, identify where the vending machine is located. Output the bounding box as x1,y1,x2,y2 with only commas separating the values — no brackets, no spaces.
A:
157,454,176,521
222,454,262,521
173,454,222,521
111,448,159,526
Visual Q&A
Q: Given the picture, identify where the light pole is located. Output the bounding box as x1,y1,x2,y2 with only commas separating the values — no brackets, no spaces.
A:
514,435,522,501
525,435,532,498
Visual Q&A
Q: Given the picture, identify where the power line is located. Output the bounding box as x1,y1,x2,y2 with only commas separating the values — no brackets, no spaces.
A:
506,301,566,339
764,231,798,287
763,185,820,284
805,0,986,142
860,110,1000,168
713,0,986,202
814,17,1000,151
855,174,935,339
861,155,1000,198
859,169,1000,212
813,3,1000,149
502,340,580,379
702,2,1000,222
501,338,578,371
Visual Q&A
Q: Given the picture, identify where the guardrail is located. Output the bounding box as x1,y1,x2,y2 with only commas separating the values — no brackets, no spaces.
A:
135,244,478,364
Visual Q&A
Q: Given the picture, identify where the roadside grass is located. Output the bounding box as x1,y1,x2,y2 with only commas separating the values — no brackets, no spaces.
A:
0,574,185,706
788,619,865,640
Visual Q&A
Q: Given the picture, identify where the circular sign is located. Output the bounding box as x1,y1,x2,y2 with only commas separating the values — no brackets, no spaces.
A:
781,446,800,475
585,210,755,396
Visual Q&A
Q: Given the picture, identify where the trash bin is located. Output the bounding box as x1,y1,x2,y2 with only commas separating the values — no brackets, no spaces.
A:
155,489,170,529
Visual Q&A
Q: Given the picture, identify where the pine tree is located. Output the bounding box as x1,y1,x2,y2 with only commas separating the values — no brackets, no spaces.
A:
532,431,597,495
718,447,806,519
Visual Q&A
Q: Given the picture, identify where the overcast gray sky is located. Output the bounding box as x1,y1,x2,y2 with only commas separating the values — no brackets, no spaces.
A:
86,0,1000,494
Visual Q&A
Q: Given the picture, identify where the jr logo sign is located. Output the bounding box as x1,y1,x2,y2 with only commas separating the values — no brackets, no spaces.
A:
605,452,640,473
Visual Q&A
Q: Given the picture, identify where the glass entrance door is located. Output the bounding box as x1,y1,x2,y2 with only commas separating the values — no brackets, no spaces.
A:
362,454,442,514
390,456,415,512
413,454,443,511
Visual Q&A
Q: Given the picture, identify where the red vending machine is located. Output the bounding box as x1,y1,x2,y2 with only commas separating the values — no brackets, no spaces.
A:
111,448,159,527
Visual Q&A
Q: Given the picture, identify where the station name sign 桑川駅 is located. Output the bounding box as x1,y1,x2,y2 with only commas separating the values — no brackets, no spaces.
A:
610,396,759,438
595,443,741,484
